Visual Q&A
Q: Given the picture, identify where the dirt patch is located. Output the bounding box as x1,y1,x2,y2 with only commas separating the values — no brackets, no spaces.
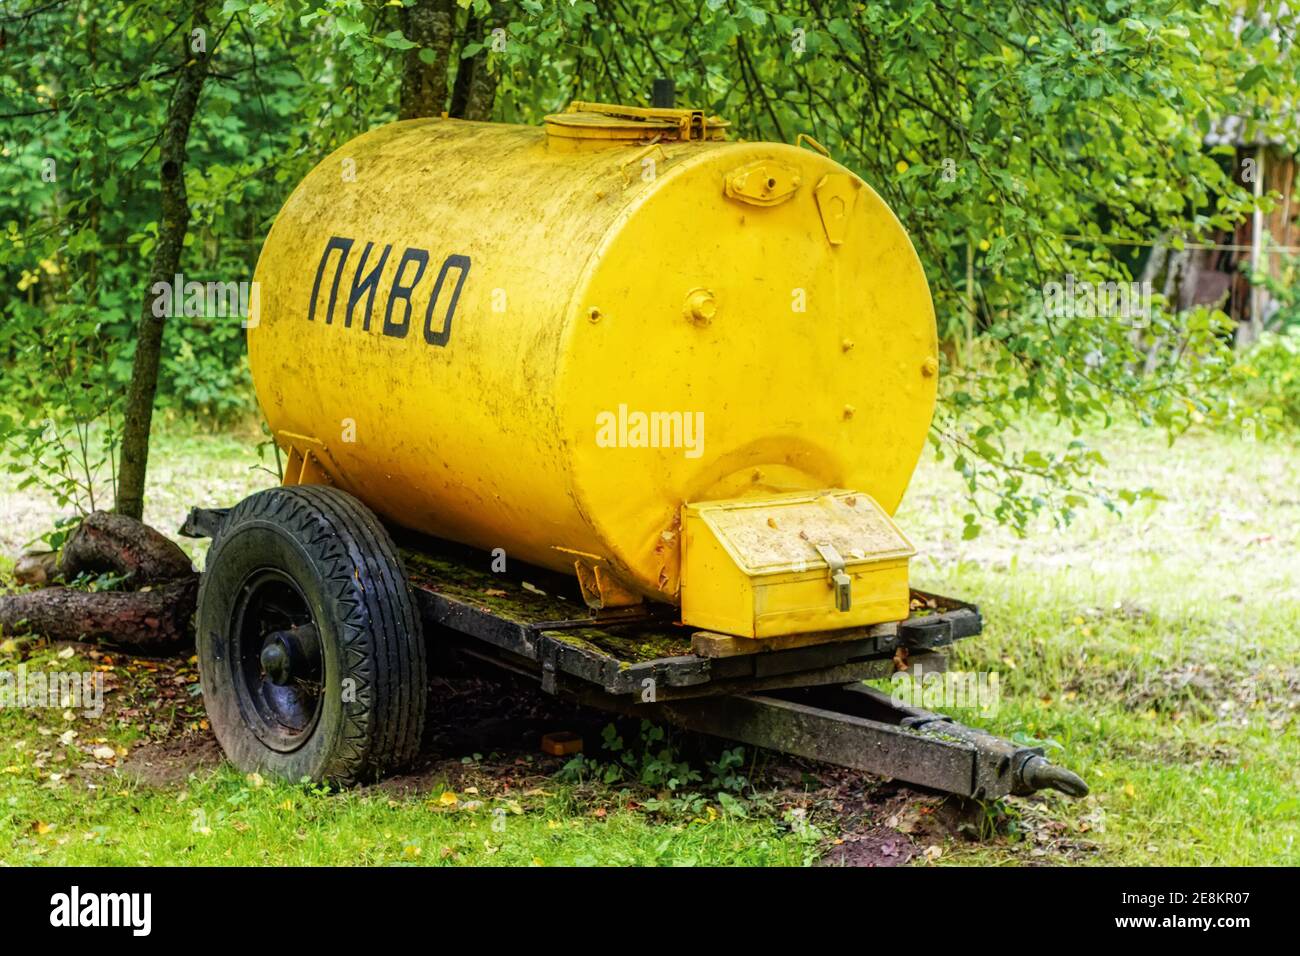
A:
1012,797,1104,862
1107,736,1240,768
764,767,977,866
1067,655,1299,725
820,827,916,866
371,675,602,797
797,774,1103,865
120,734,224,787
0,639,209,786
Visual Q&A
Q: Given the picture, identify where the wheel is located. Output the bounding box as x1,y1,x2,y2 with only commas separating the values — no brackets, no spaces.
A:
197,485,426,784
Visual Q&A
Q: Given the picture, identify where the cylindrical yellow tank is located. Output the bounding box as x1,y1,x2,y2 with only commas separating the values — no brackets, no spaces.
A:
249,103,937,605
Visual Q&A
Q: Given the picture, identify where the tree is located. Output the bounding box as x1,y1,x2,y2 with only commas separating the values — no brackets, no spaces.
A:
450,0,505,120
116,3,214,520
398,0,454,120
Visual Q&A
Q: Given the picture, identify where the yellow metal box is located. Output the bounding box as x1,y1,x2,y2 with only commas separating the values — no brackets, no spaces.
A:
681,490,915,638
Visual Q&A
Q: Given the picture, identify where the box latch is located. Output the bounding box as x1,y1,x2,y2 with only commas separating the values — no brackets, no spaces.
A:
814,542,852,612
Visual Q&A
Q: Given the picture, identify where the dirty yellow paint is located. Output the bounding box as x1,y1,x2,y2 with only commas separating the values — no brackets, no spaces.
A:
248,102,938,623
682,491,914,637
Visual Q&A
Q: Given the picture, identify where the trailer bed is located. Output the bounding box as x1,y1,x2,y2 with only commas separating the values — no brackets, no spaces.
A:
398,537,982,701
183,506,1087,799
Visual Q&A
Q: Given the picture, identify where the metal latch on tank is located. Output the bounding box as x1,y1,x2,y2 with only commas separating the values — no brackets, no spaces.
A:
813,542,852,612
724,159,801,206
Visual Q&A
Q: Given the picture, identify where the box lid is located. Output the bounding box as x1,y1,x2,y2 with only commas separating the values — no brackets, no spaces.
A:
686,490,914,577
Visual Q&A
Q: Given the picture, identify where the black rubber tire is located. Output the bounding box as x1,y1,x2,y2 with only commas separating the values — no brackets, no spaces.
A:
197,485,426,784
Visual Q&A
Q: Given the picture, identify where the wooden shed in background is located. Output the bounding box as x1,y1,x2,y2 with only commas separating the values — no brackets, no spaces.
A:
1198,117,1299,347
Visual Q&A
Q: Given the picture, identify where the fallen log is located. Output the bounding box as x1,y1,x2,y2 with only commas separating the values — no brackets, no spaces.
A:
60,511,193,584
2,512,198,652
0,576,197,650
13,551,60,587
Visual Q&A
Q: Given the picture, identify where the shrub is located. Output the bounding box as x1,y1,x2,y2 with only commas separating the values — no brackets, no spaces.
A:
1232,329,1300,431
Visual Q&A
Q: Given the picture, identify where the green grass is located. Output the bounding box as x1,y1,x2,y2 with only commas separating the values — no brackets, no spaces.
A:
0,739,810,866
0,637,813,867
1,414,1297,865
894,418,1300,865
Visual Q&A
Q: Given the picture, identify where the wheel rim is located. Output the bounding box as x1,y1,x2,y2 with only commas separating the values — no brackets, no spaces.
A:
229,568,325,752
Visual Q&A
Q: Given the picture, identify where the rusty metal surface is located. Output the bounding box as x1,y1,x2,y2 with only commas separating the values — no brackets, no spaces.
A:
656,684,1087,799
659,693,982,795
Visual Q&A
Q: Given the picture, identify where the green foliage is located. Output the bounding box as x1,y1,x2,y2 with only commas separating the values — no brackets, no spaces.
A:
558,720,758,817
1232,328,1300,428
1,0,1297,528
158,314,254,421
0,2,290,431
0,291,121,542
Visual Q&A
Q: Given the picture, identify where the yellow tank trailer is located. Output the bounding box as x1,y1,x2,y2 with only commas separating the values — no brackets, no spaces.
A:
249,101,938,638
194,100,1091,793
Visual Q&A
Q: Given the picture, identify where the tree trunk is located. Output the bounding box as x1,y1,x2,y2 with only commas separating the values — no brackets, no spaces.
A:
1144,245,1191,376
1128,234,1169,377
399,0,454,120
450,2,502,121
115,6,212,520
0,578,197,650
61,511,193,585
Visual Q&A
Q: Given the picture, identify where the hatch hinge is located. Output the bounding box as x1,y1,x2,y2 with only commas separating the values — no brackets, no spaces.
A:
567,102,709,140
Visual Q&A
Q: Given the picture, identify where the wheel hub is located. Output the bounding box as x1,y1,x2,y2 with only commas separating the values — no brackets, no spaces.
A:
227,570,326,752
259,625,320,687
